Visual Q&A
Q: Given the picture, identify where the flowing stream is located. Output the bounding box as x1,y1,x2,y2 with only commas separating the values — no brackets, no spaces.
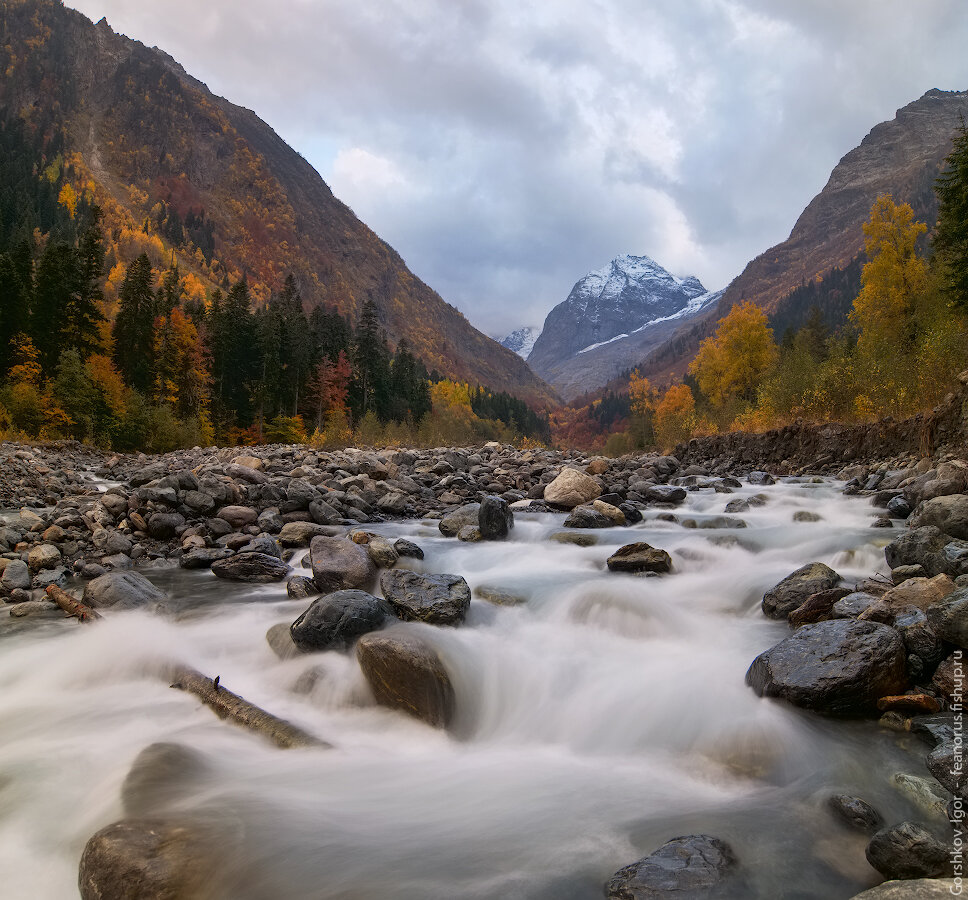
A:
0,479,941,898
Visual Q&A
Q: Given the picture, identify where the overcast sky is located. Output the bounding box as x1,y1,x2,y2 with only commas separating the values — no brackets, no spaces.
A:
65,0,968,338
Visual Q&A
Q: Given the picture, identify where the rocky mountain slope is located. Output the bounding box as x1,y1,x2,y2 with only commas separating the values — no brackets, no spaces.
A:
0,0,556,406
500,327,541,360
526,254,716,399
635,88,968,385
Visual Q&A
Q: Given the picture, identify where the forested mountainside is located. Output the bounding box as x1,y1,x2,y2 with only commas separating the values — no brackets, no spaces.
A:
0,0,555,406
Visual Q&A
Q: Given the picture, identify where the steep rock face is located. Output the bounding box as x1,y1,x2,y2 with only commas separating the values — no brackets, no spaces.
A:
635,88,968,385
527,254,714,399
0,1,556,406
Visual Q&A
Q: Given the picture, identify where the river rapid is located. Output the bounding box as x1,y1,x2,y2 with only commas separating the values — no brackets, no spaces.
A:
0,478,937,898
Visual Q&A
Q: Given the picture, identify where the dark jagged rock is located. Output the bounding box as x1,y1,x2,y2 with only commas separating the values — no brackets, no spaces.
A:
380,570,471,626
606,543,673,574
827,794,883,833
211,552,290,583
478,495,513,540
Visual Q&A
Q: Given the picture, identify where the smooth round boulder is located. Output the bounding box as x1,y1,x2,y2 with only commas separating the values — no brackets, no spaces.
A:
356,629,455,728
380,570,471,626
83,571,166,610
745,619,907,715
78,818,211,900
604,834,737,899
761,561,841,619
290,590,394,652
278,521,339,547
865,822,949,879
606,543,672,574
266,622,301,660
121,743,211,817
478,495,513,540
211,552,290,583
640,484,687,505
215,505,258,529
310,535,376,593
543,467,602,509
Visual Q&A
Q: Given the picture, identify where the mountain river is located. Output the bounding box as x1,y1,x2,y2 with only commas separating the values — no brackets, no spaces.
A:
0,478,940,898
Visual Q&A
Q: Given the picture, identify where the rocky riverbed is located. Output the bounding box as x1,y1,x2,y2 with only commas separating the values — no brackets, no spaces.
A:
2,438,968,897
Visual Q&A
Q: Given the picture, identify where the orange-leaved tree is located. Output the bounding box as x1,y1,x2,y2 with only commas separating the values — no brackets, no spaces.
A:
689,300,777,416
653,383,697,449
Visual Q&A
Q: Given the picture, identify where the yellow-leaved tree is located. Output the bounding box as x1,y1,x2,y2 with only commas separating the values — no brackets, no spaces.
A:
689,301,777,419
653,383,696,449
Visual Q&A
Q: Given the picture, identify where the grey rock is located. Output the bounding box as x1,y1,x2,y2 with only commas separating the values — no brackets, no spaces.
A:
380,570,471,626
1,559,31,591
310,535,376,593
604,834,737,899
563,505,613,528
439,503,481,537
762,562,841,619
865,822,949,879
179,548,232,570
827,794,884,833
83,572,165,610
926,588,968,648
910,493,968,539
286,576,318,600
848,880,961,899
393,539,424,560
266,622,301,660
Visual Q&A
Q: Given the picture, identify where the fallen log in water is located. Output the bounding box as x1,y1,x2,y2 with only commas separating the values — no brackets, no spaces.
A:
45,584,102,621
167,664,328,750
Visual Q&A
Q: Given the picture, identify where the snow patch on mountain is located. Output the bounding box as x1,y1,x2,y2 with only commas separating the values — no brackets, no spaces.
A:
500,326,541,360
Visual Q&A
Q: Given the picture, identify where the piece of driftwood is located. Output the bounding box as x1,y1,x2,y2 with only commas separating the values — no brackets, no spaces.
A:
167,664,328,750
46,584,102,621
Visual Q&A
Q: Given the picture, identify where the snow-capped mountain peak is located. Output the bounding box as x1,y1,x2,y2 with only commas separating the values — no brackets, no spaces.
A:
500,326,541,360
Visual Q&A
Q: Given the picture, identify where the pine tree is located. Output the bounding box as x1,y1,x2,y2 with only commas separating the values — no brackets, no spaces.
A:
934,120,968,311
156,264,184,316
0,249,31,373
112,254,156,393
31,239,76,370
65,205,106,360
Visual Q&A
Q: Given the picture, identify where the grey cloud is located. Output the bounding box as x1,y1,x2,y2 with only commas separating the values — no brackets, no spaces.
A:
66,0,968,337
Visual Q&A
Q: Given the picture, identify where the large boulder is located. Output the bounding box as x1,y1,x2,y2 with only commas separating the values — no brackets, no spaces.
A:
606,543,672,574
211,552,290,583
310,535,376,593
745,619,907,715
290,590,394,652
380,570,471,626
926,588,968,648
278,521,337,547
356,630,455,728
543,467,602,509
121,743,211,818
604,834,738,899
885,526,968,578
78,818,212,900
761,562,841,619
881,574,956,611
438,503,481,538
478,495,513,540
83,572,166,610
865,822,949,880
910,493,968,539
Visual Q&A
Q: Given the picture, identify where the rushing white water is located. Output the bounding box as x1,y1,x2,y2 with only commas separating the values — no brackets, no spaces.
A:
0,479,940,898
